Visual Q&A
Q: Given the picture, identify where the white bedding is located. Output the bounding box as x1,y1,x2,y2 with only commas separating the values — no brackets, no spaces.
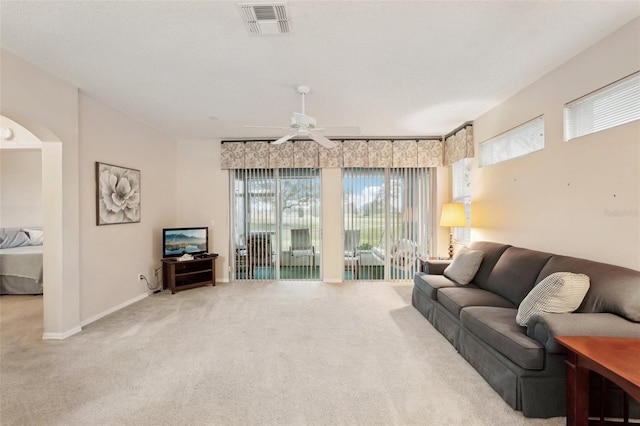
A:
0,245,43,294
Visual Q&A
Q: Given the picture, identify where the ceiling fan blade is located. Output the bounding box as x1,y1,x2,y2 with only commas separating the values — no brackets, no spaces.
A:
317,125,361,135
244,125,291,130
308,131,337,149
272,132,297,145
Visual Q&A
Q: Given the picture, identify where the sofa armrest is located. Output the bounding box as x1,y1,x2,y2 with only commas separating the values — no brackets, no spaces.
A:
420,259,451,275
527,312,640,354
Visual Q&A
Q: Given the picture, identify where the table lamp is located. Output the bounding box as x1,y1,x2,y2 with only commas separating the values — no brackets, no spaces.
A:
439,203,468,259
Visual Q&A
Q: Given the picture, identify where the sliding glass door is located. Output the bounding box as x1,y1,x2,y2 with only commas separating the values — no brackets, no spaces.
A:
232,168,321,281
343,167,433,281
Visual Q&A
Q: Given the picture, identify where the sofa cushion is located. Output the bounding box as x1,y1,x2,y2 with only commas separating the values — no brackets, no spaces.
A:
468,241,511,287
537,255,640,322
516,272,590,327
438,287,515,318
413,272,475,300
444,247,484,285
482,247,553,307
461,306,545,370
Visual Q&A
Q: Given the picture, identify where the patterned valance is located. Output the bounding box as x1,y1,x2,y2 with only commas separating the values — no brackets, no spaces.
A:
221,138,444,170
444,124,474,166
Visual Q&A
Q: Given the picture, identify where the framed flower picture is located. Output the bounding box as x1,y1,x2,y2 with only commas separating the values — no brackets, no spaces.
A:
95,162,141,225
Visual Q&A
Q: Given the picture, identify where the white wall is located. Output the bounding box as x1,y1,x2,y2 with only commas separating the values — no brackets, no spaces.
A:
1,49,179,334
1,48,81,336
471,18,640,270
175,141,352,282
175,140,230,280
78,94,177,321
0,149,42,228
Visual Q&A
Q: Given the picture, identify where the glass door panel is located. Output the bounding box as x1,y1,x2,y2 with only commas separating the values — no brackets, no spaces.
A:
279,168,320,280
231,168,321,281
343,167,432,281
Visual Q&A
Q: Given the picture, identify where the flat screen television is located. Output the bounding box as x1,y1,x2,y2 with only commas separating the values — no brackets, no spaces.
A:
162,227,208,258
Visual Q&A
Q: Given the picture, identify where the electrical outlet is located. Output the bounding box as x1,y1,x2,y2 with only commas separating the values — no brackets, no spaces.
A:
138,274,145,281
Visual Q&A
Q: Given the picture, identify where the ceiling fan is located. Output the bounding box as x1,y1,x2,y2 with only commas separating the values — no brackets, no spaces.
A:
245,85,360,148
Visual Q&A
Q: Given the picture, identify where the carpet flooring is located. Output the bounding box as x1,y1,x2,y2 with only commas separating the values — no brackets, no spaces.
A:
0,281,564,426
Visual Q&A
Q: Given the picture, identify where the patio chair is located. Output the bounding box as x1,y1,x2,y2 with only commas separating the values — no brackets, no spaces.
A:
344,229,360,279
290,228,315,268
247,232,274,279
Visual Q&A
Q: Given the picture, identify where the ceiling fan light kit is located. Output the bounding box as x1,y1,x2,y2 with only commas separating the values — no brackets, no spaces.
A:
245,85,360,149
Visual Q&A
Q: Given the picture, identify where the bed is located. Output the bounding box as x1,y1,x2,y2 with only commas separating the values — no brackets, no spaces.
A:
0,229,44,295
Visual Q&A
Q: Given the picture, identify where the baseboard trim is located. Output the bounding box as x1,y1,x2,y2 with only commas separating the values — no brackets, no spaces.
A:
80,291,149,328
42,326,82,340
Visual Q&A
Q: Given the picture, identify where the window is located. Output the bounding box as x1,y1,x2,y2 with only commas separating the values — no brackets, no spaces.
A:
479,116,544,167
564,72,640,141
343,167,432,281
452,158,471,244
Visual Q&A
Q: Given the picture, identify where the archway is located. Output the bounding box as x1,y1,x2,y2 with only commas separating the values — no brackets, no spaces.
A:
1,115,80,339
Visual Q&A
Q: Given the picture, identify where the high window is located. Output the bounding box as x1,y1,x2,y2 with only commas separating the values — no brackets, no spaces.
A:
564,72,640,141
479,116,544,167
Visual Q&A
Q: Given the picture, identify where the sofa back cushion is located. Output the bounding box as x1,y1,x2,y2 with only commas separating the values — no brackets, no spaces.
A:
537,256,640,322
481,247,553,306
468,241,511,287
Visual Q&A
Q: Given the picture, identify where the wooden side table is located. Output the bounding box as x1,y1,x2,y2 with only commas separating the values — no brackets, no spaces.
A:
556,336,640,426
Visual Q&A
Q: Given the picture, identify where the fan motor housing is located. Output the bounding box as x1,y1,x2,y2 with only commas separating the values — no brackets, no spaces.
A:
291,113,316,129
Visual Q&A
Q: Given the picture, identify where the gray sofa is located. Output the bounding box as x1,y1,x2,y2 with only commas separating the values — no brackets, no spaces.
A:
412,241,640,418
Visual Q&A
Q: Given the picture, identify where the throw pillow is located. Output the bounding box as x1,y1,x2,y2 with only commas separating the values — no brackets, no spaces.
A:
516,272,590,327
443,246,484,285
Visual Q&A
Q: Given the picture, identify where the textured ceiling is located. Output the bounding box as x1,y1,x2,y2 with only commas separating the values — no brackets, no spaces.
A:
1,1,639,141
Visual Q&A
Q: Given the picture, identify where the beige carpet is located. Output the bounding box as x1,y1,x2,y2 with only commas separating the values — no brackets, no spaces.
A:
0,281,564,426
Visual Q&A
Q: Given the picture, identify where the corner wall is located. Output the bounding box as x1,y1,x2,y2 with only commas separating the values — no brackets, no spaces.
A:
471,18,640,270
1,48,81,336
175,140,229,280
78,94,177,321
1,49,179,333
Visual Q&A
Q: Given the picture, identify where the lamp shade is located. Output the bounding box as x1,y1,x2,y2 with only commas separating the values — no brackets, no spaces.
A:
439,203,467,227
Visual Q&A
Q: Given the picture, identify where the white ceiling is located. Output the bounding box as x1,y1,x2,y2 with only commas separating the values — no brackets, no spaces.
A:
1,1,639,141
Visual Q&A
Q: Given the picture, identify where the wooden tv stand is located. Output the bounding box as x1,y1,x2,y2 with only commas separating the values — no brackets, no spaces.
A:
161,255,218,294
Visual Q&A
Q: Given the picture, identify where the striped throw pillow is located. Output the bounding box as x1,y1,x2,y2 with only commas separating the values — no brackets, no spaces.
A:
516,272,590,327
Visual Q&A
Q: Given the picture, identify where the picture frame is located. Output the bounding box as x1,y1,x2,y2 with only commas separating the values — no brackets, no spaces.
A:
95,162,141,225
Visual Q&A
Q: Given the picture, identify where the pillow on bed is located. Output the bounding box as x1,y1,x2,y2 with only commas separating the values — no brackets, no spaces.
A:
0,229,32,249
23,228,44,245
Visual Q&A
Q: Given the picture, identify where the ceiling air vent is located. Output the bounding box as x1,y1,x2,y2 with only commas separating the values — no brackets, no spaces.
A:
238,2,291,35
